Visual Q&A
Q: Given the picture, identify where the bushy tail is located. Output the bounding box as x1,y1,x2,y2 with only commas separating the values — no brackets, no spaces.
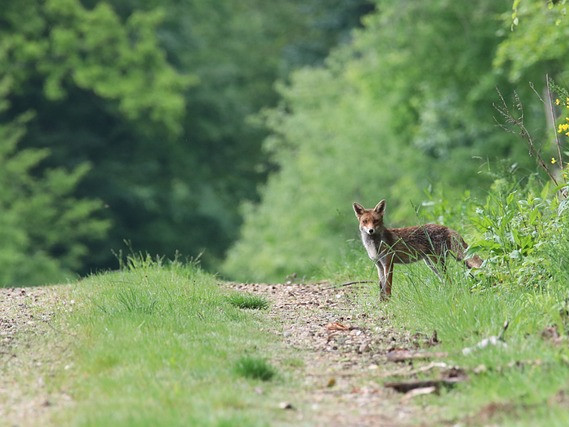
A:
451,232,483,269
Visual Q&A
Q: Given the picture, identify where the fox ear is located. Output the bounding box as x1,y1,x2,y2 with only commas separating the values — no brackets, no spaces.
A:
374,199,386,215
353,202,365,217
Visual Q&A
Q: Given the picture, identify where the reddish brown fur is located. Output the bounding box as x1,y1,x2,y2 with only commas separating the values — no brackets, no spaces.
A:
353,199,482,298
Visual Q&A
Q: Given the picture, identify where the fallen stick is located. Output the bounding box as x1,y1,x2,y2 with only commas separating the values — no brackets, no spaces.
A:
384,376,465,393
401,386,437,401
381,361,449,378
326,280,375,289
386,350,449,362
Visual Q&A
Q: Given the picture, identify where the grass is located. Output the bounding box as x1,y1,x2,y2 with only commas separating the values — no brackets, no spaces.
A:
226,292,269,310
345,257,569,426
48,255,289,426
234,356,276,381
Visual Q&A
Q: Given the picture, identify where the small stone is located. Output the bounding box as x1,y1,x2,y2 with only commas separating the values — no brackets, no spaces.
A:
473,364,487,374
279,402,295,410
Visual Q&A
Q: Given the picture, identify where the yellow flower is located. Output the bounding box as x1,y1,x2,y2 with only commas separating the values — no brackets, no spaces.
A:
559,123,569,133
556,98,561,105
551,157,557,164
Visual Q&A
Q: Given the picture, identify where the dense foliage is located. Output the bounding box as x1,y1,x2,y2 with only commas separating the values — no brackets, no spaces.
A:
0,82,109,285
0,0,371,283
2,0,569,284
223,0,569,281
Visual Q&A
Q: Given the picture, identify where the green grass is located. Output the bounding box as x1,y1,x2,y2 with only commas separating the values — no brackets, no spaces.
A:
226,292,269,310
50,255,288,426
346,258,569,426
234,356,276,381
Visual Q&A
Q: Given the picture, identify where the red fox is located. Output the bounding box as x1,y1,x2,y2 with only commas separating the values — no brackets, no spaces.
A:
353,199,483,297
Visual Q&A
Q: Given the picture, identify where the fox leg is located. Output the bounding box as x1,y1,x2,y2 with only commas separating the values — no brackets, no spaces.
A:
376,254,393,298
375,262,385,291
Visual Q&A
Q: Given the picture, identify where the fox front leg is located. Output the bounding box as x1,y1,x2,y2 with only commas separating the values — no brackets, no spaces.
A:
375,262,385,292
376,255,393,299
382,254,393,298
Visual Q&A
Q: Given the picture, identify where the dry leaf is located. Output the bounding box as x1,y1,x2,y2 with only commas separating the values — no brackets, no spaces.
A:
326,322,351,331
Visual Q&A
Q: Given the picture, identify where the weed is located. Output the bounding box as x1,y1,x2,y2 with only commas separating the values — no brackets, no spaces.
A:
233,356,276,381
115,288,158,314
227,292,269,310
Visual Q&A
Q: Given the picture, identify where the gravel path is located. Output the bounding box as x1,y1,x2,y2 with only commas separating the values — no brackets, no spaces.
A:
2,282,435,426
227,281,435,426
0,286,72,426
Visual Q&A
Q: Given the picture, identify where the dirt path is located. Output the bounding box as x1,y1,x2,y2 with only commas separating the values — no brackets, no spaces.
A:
228,281,437,426
2,282,436,426
0,286,72,426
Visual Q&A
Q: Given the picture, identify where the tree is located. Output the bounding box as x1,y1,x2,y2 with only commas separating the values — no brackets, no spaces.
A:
223,0,558,281
1,0,192,271
2,0,375,276
0,78,109,285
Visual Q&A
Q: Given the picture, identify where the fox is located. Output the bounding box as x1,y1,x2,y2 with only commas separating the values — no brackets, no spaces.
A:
352,199,483,298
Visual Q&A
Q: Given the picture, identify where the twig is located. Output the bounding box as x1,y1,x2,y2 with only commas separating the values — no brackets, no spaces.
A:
494,87,559,185
546,74,564,169
384,377,466,393
498,319,509,341
529,81,545,103
386,350,449,362
327,280,375,289
381,361,450,378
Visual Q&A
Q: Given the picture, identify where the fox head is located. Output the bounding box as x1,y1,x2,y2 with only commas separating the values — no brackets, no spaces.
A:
352,200,386,236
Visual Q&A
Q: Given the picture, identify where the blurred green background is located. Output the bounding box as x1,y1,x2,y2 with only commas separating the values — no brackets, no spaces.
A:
1,0,567,285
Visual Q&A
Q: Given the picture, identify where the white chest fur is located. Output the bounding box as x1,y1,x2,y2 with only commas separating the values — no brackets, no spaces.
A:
360,231,380,261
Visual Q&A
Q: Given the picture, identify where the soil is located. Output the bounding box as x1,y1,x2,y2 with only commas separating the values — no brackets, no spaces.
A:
0,286,73,426
227,281,439,426
1,282,439,426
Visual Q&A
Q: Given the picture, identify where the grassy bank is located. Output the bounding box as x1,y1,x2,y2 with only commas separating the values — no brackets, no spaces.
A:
51,255,285,426
384,263,569,426
341,179,569,425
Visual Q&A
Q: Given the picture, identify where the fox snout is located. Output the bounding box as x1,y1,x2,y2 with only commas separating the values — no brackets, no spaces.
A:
362,227,375,235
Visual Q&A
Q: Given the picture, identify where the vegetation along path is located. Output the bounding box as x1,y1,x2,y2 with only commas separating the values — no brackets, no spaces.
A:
1,279,448,426
227,281,437,426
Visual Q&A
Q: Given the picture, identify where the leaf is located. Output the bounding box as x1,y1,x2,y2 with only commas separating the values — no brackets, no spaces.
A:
326,322,351,331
